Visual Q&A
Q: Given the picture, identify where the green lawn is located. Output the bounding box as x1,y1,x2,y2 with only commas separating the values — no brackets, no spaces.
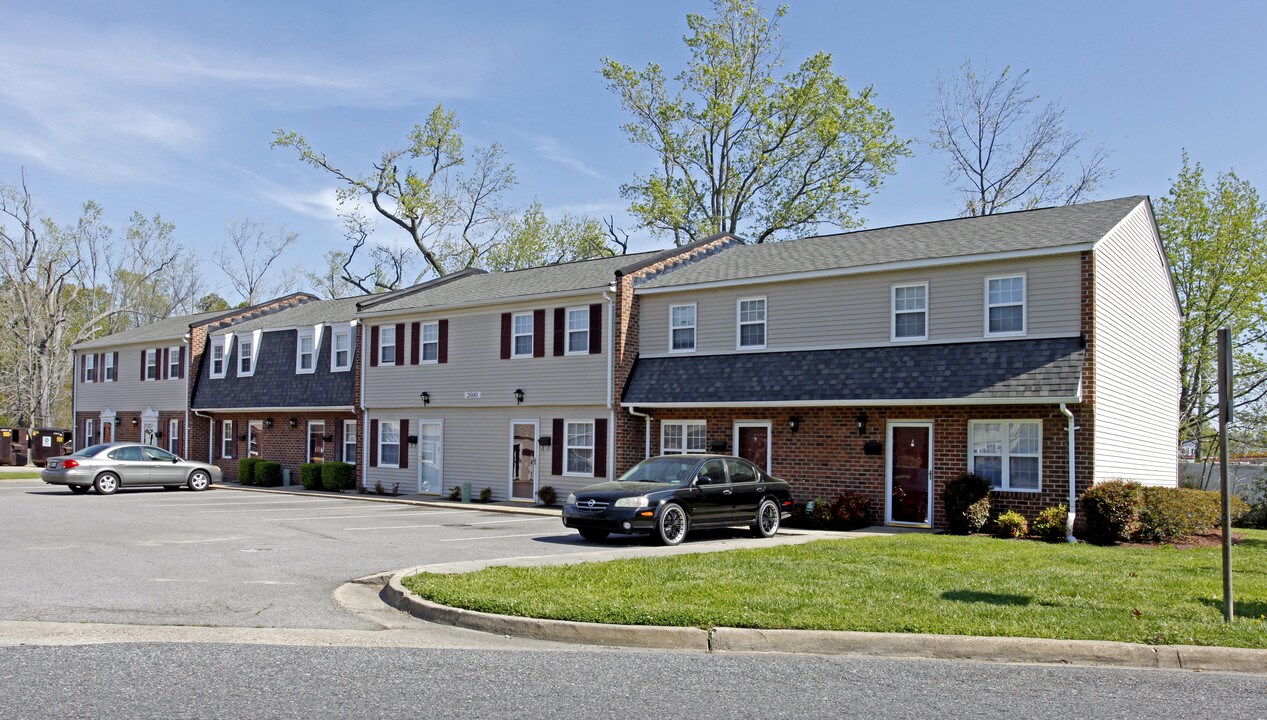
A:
403,531,1267,648
0,471,43,479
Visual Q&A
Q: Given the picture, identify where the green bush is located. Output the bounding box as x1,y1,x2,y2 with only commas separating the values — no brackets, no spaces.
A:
237,457,263,486
1031,504,1069,540
321,462,356,492
537,485,558,506
255,461,283,488
298,463,323,490
1081,480,1144,543
942,473,992,534
995,510,1029,539
793,498,834,529
1137,486,1250,542
448,485,462,501
830,491,872,530
964,498,990,533
478,487,493,503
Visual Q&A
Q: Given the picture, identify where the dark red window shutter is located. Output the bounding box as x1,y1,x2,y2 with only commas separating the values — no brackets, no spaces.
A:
500,313,511,359
589,303,603,355
140,350,146,381
410,322,420,365
162,348,169,380
553,308,565,356
552,418,564,476
178,347,185,379
400,419,410,469
594,417,608,478
370,326,380,367
394,323,405,365
533,309,545,358
438,320,449,364
111,352,118,381
369,419,379,467
231,419,238,459
80,355,87,383
175,419,182,457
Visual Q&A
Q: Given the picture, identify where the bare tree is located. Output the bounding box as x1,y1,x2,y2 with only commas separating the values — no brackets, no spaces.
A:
213,218,300,305
930,60,1111,216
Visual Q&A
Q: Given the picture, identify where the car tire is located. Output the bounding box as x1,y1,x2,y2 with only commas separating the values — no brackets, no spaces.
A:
68,484,90,494
187,470,211,492
93,472,119,495
752,498,780,539
655,503,688,546
578,528,609,542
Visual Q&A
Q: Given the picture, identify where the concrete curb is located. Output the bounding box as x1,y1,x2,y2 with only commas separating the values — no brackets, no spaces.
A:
212,483,559,517
382,569,1267,675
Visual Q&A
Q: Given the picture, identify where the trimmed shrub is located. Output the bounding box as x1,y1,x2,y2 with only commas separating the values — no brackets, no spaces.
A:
1081,480,1144,543
298,463,323,490
448,485,462,501
1137,486,1250,542
321,462,356,492
255,461,283,488
478,486,493,503
537,485,558,506
237,457,264,486
942,473,993,534
830,491,873,530
1032,504,1069,540
795,498,834,529
964,498,991,533
995,510,1029,539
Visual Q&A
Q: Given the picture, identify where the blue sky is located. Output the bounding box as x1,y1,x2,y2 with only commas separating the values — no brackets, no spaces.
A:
2,0,1264,297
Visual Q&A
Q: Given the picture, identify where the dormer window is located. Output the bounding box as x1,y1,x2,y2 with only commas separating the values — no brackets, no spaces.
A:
332,328,352,371
209,337,228,379
296,329,316,374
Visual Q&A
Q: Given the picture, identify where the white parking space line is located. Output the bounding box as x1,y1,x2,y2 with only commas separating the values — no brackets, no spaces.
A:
134,536,252,547
137,499,336,508
341,517,544,531
438,532,547,542
260,512,424,522
194,503,370,515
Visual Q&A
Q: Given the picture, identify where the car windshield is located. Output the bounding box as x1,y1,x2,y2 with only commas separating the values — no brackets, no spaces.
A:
72,444,113,458
615,457,700,485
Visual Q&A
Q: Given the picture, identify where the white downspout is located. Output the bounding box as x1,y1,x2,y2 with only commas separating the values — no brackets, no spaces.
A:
1060,403,1078,543
628,405,651,459
192,410,214,463
71,350,78,451
603,288,616,479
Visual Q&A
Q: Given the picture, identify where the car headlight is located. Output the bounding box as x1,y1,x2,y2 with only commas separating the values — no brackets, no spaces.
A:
566,493,576,506
614,496,649,508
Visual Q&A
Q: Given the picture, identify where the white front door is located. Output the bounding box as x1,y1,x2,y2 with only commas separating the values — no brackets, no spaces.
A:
509,420,539,501
417,421,443,494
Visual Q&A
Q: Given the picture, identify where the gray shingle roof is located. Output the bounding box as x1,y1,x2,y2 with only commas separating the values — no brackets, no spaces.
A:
622,337,1085,405
639,196,1146,289
213,294,369,335
73,310,227,350
361,251,662,314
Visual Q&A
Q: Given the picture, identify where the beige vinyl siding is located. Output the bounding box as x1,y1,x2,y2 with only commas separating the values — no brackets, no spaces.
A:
75,343,187,412
638,255,1082,355
363,405,610,502
1092,202,1181,486
362,297,608,409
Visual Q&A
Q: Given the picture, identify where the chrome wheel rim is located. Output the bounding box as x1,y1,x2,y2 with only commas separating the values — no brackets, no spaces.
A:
98,475,117,493
190,472,208,490
662,506,686,544
759,502,779,535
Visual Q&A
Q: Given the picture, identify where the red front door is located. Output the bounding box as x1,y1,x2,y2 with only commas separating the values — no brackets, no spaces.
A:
736,424,769,472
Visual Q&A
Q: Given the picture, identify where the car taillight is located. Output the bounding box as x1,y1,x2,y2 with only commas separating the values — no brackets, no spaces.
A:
62,459,79,469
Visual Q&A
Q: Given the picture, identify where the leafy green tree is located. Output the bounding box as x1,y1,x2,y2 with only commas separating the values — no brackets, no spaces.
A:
602,0,908,245
1157,152,1267,447
196,293,231,312
481,201,613,272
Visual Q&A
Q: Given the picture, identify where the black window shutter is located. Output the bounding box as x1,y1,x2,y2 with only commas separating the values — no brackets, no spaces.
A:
552,418,564,476
410,322,420,365
553,308,565,356
594,417,608,477
589,304,603,355
438,320,449,364
533,309,545,358
400,419,410,469
369,420,379,467
500,313,511,359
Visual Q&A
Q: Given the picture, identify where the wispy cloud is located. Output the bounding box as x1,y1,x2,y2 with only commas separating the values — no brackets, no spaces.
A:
507,128,605,179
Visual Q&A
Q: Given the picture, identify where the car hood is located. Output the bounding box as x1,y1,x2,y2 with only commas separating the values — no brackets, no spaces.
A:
575,481,679,498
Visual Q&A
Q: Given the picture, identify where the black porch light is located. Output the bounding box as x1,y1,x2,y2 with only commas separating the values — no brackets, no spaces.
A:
288,417,298,429
514,388,525,405
420,391,430,406
788,416,801,433
265,418,274,429
856,412,868,436
131,417,139,427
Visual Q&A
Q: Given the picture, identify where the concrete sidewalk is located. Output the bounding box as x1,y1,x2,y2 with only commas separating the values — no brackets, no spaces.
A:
212,481,561,517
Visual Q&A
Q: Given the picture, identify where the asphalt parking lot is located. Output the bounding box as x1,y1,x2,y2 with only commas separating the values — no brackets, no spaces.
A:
0,481,657,630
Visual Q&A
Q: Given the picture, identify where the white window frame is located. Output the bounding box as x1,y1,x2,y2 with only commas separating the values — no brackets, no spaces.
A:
168,418,179,455
379,420,401,468
661,420,707,455
379,325,397,366
144,349,158,381
210,337,228,379
891,282,929,342
342,419,357,463
103,352,115,382
331,327,353,372
85,418,96,446
669,303,696,353
296,329,316,374
84,354,96,383
165,344,181,379
968,419,1043,492
563,420,595,477
736,296,767,350
564,307,589,355
236,332,259,378
984,274,1027,337
511,312,534,358
221,420,234,459
420,321,440,363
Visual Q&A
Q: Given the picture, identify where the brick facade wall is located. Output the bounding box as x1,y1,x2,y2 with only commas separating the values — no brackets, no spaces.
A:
204,410,359,482
74,410,188,456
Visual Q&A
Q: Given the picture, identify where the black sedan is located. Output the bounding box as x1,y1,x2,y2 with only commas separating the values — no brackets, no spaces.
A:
562,454,794,546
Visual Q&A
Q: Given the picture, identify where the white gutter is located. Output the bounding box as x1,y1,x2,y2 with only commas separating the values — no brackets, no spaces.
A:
627,406,651,459
359,320,368,492
192,409,215,463
182,333,191,460
604,287,616,479
625,396,1081,409
71,350,78,451
1059,402,1078,543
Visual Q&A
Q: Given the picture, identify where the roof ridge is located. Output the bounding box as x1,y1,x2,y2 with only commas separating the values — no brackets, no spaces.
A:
356,267,488,311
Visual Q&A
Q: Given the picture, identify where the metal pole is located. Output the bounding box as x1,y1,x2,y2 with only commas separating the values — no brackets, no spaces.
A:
1217,327,1234,623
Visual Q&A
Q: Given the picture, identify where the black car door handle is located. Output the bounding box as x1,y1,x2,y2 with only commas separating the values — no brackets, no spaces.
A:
756,486,764,491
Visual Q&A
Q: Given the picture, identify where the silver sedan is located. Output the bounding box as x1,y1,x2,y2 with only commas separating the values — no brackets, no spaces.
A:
41,442,222,495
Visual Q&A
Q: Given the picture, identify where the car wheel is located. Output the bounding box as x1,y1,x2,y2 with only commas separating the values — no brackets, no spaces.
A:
752,498,780,539
68,484,90,494
578,528,609,542
655,504,688,546
93,473,119,495
187,470,211,492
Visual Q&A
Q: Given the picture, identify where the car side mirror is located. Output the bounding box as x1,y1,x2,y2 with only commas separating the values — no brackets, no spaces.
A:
694,474,710,486
172,457,179,463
